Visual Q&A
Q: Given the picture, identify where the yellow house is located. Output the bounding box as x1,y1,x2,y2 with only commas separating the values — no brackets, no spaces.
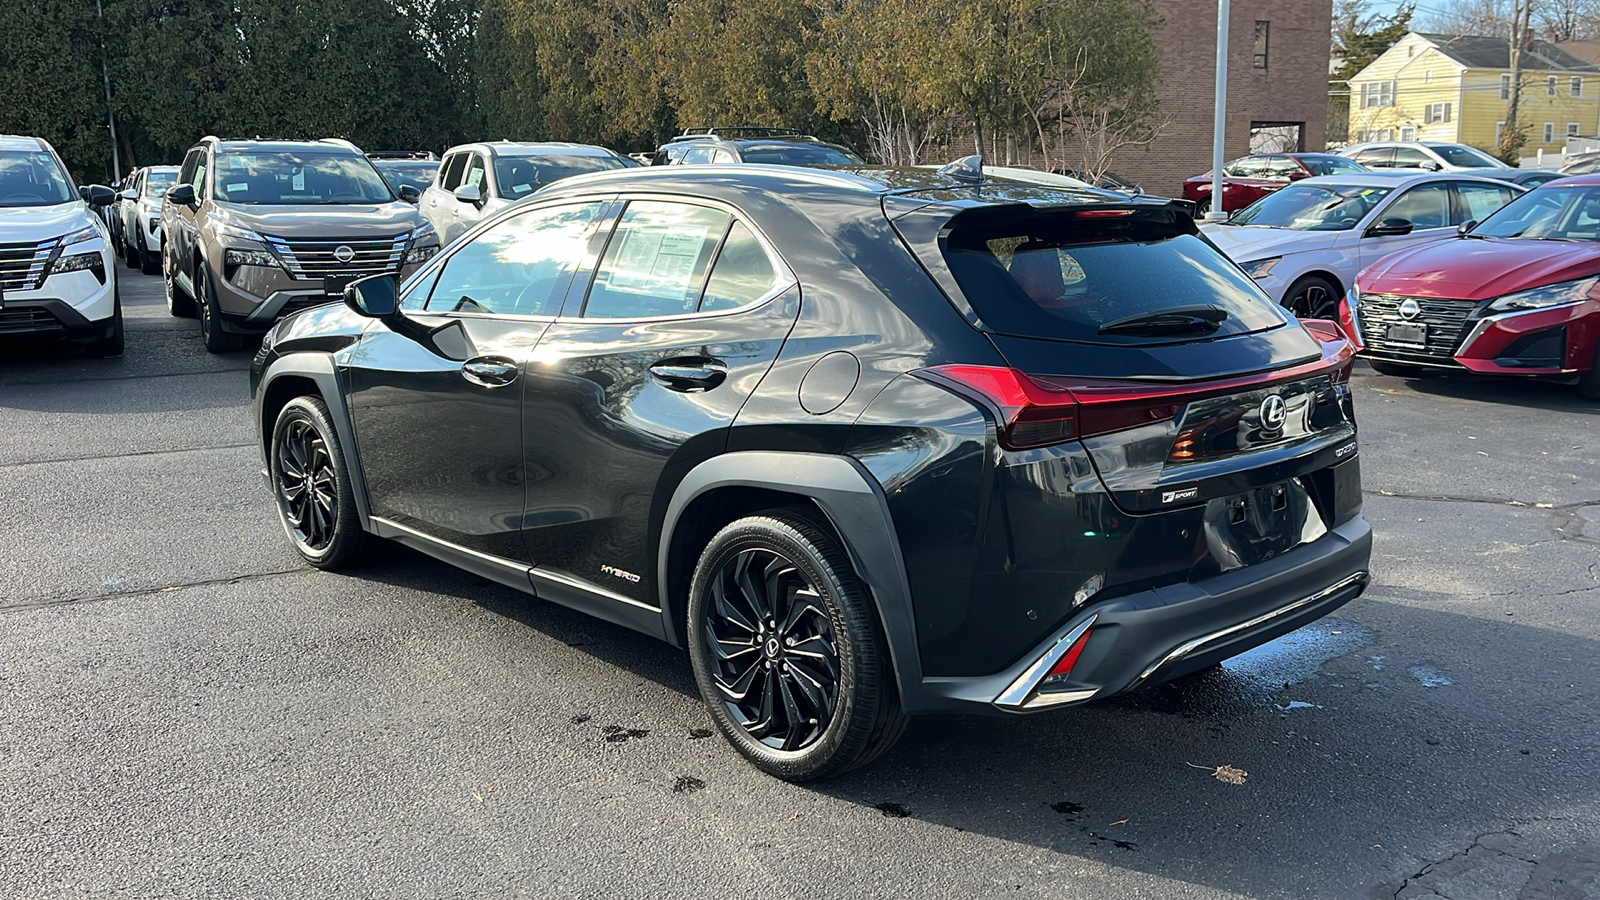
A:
1347,32,1600,155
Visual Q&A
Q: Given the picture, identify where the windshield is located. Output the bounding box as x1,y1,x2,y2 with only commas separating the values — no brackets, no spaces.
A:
142,170,176,198
373,161,439,192
493,155,627,199
1471,184,1600,240
1227,184,1394,230
213,151,394,204
1300,156,1366,176
1432,145,1505,168
740,145,864,165
941,208,1285,345
0,150,74,207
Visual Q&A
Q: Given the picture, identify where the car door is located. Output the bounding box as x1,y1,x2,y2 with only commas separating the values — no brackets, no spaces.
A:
343,199,611,562
423,152,468,241
519,198,800,606
1359,180,1457,268
1353,147,1396,168
168,148,207,291
1392,146,1435,170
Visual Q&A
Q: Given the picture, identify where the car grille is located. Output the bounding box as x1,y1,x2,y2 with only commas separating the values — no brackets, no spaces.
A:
261,234,408,279
0,307,65,336
0,239,60,293
1356,293,1477,364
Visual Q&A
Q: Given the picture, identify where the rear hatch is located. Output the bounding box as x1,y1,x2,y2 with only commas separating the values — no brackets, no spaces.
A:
891,196,1359,568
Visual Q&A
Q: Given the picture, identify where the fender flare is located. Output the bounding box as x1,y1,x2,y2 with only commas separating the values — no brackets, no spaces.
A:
657,451,927,710
255,352,373,527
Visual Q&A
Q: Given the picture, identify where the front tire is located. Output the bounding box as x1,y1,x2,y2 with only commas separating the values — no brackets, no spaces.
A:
1578,343,1600,400
197,264,243,353
1284,275,1340,319
81,288,124,358
687,510,907,781
270,396,373,569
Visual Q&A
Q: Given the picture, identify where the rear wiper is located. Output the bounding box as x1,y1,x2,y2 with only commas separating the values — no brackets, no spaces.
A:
1098,306,1229,336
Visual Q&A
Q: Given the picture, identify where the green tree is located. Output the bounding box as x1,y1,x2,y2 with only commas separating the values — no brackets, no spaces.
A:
0,0,115,181
1330,0,1415,144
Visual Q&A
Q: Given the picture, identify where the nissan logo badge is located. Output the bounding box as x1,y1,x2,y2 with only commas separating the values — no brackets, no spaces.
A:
333,245,356,264
1398,298,1421,319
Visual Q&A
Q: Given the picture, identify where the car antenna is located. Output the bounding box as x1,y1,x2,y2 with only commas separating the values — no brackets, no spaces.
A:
938,154,985,184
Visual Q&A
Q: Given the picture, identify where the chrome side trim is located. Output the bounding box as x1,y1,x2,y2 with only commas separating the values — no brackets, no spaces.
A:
1126,570,1371,691
369,515,533,587
530,566,659,613
993,614,1098,710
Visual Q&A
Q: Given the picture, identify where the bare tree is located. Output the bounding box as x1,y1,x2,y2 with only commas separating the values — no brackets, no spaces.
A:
1419,0,1513,34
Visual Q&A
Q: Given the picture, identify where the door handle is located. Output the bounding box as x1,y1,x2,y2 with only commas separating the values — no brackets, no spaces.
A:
649,358,728,392
461,357,518,387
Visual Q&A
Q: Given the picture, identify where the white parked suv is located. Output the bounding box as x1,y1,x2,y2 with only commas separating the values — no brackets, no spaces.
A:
0,135,123,356
1336,141,1510,173
420,142,629,243
116,165,179,275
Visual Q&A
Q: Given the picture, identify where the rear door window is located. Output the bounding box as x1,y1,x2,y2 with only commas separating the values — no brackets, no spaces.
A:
1392,147,1433,168
1354,147,1395,167
1382,182,1452,228
439,153,468,190
582,201,731,318
940,208,1286,345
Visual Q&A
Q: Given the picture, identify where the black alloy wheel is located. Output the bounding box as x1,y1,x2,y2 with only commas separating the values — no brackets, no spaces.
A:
1194,195,1211,218
164,250,196,318
197,265,243,352
688,511,907,781
1285,275,1340,320
269,396,371,568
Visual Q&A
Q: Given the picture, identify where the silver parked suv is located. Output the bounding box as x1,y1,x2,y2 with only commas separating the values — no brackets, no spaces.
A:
161,137,440,352
117,165,179,275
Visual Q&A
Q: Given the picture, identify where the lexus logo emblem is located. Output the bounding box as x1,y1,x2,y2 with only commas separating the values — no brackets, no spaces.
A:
1398,298,1422,319
1259,394,1287,430
333,245,356,264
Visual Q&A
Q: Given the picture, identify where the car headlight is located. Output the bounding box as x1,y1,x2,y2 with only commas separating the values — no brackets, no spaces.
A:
1240,257,1281,280
52,252,102,274
406,244,440,265
213,220,268,246
1487,277,1598,312
60,224,101,247
406,221,440,264
225,248,280,267
410,221,436,242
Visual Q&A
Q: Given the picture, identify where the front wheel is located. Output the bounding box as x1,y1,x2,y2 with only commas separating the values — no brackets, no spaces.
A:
165,251,196,318
1284,275,1340,319
1577,343,1600,400
1193,195,1211,218
687,510,907,781
197,264,243,353
81,288,124,358
270,396,373,569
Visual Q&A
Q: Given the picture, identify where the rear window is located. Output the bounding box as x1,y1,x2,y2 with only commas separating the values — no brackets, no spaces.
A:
941,208,1287,344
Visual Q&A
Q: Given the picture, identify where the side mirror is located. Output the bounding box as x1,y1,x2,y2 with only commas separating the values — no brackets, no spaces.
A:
343,273,399,318
453,183,483,206
166,183,196,207
85,185,117,207
1422,161,1443,171
1458,219,1478,236
1287,170,1310,180
1367,217,1414,237
397,184,421,203
118,189,137,202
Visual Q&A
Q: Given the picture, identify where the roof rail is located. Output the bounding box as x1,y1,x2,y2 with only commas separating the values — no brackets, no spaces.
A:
677,126,806,139
366,150,439,160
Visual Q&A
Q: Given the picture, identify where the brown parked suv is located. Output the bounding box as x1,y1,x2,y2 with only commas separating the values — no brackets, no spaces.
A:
161,137,440,352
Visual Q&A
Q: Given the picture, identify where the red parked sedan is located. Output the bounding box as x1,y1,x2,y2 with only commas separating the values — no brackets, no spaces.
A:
1184,153,1368,216
1344,175,1600,399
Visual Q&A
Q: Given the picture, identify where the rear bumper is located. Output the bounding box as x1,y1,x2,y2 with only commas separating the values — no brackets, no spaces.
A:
911,514,1372,714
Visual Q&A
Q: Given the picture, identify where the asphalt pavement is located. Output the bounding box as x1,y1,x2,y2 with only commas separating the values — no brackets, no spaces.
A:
2,271,1598,899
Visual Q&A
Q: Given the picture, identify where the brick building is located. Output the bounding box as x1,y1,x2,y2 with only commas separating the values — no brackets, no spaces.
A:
1114,0,1333,195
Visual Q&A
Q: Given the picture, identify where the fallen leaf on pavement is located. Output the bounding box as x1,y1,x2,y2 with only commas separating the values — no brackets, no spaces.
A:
1188,762,1248,784
1108,818,1128,826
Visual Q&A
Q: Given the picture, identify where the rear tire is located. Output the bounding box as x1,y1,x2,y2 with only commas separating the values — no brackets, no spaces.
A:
687,509,908,781
1284,275,1340,319
165,250,196,318
1194,196,1211,218
138,233,160,275
197,264,243,353
122,236,139,269
1369,360,1426,378
269,396,374,569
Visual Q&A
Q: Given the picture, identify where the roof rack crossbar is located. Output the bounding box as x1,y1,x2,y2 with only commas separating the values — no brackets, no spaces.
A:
677,126,805,139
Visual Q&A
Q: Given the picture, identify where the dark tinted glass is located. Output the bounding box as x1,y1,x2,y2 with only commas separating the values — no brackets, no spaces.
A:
1299,156,1365,176
701,222,779,311
214,151,393,204
739,146,863,165
492,154,627,199
373,161,439,192
0,150,74,206
1432,144,1502,167
425,202,603,315
942,209,1285,345
1473,185,1600,240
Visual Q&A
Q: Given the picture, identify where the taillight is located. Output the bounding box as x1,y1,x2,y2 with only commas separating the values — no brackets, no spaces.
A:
1300,318,1356,384
915,365,1183,450
1045,627,1093,680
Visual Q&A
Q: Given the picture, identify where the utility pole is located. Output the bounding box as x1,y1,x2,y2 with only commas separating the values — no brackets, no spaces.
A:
1501,0,1534,163
1206,0,1230,221
95,0,121,182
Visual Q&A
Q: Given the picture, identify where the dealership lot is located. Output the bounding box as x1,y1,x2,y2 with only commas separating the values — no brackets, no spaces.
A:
2,275,1598,899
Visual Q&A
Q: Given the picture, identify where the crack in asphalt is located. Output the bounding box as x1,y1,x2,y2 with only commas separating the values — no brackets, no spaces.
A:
1392,828,1537,899
0,443,257,469
0,366,250,389
1366,490,1600,510
0,568,306,613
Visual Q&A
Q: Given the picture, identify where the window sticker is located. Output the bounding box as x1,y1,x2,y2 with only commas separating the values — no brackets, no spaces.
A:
609,224,710,291
291,169,306,192
227,182,248,193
